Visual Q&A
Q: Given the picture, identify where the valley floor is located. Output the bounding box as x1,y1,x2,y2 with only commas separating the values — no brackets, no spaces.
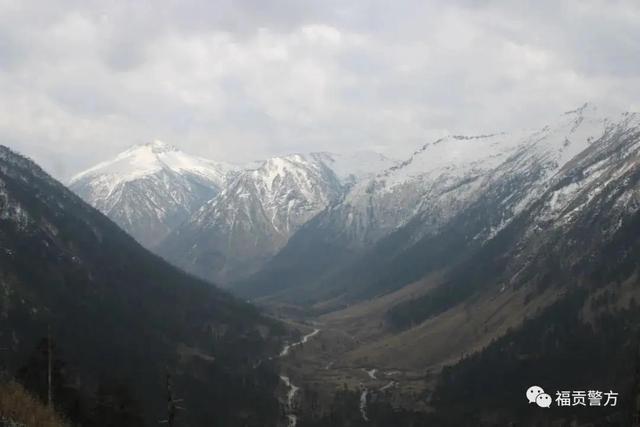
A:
273,313,433,425
267,271,567,425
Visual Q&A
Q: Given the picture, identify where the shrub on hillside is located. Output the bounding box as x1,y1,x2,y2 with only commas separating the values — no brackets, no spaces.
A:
0,381,66,427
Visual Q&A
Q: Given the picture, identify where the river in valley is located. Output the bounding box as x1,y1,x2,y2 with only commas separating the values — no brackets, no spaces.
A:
279,328,321,427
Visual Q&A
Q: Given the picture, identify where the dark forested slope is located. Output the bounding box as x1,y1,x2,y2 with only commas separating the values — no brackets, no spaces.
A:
0,145,285,426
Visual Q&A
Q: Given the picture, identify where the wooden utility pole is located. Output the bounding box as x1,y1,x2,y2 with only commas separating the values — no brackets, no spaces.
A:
47,325,53,409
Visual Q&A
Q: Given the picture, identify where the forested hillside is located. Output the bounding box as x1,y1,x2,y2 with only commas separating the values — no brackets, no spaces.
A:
0,145,286,426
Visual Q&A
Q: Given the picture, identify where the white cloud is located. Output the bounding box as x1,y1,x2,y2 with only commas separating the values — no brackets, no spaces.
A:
0,0,638,179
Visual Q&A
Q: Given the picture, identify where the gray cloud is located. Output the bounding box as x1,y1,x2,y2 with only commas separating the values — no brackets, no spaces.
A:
0,0,639,180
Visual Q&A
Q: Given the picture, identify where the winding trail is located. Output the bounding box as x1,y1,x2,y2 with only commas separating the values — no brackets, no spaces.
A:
278,328,321,427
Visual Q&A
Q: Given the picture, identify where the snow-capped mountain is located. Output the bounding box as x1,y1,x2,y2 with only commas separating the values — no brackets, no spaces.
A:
499,110,640,283
238,104,640,301
293,104,609,249
382,107,640,336
69,140,238,247
158,151,395,283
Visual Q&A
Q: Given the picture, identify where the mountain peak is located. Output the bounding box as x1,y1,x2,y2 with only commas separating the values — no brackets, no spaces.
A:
119,140,179,158
70,141,235,185
142,139,179,154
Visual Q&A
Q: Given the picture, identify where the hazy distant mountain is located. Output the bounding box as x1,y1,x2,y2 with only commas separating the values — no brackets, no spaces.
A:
0,145,284,426
158,151,395,283
69,140,238,247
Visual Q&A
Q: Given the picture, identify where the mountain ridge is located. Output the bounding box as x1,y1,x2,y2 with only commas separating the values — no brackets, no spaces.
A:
235,105,634,304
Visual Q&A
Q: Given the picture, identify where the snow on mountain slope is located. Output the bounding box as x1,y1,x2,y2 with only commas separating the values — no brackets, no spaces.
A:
69,140,238,247
158,153,347,283
306,103,609,249
309,151,397,185
234,104,638,302
464,102,609,241
521,110,640,240
405,108,640,324
70,140,234,191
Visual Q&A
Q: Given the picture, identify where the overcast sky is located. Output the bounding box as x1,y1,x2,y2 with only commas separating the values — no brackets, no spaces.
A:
1,0,639,180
